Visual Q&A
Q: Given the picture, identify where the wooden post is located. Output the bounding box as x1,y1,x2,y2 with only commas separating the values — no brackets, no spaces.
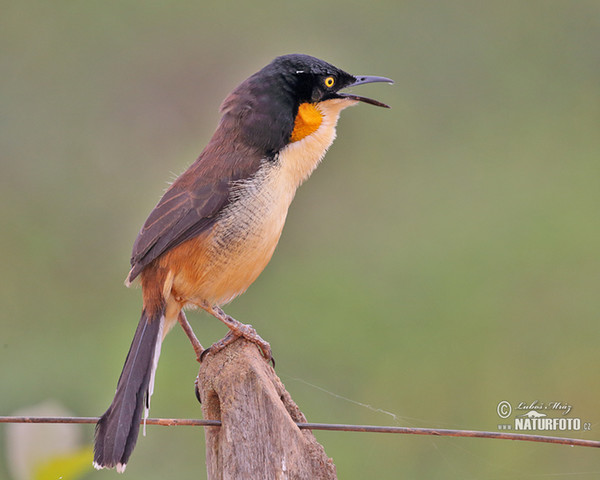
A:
196,338,337,480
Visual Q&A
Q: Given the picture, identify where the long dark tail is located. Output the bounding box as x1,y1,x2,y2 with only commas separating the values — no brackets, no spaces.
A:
94,307,164,472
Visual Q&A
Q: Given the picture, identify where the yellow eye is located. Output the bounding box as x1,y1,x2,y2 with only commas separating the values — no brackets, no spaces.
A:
324,76,335,88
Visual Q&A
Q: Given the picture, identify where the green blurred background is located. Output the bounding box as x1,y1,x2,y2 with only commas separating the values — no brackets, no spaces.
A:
1,1,599,479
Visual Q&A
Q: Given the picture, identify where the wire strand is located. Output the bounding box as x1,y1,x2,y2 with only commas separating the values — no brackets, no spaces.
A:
0,416,598,448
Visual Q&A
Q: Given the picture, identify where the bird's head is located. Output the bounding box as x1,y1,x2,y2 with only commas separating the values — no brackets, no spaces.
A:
219,54,393,156
270,54,393,108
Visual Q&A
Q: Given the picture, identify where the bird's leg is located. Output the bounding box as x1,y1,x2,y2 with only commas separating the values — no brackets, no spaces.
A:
177,310,205,363
200,303,272,363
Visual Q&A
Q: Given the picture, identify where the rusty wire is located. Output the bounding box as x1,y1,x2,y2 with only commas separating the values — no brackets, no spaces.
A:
0,416,598,448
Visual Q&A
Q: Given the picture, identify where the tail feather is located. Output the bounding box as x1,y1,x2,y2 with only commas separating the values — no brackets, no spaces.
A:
94,308,164,472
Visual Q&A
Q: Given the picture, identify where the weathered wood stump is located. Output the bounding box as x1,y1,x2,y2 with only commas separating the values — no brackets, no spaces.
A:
196,338,337,480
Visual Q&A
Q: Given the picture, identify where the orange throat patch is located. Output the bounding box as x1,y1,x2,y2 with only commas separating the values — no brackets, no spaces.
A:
290,103,323,143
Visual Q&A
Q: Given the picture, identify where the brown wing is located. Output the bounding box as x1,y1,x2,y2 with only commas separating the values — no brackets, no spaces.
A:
127,136,264,283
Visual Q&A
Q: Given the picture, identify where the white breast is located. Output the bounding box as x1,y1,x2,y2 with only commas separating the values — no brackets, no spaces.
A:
197,98,358,305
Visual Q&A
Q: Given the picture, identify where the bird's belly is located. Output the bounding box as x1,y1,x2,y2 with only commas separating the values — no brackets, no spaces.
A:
172,163,294,306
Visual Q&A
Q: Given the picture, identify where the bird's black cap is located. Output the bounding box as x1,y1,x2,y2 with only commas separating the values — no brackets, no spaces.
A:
265,54,393,108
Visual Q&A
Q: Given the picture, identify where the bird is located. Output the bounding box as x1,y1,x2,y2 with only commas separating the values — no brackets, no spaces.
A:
93,53,392,472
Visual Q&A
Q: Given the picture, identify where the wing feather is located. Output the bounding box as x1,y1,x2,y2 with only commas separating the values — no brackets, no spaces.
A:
127,136,263,282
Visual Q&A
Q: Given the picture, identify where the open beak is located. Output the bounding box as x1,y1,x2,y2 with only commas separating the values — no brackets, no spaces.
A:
338,75,394,108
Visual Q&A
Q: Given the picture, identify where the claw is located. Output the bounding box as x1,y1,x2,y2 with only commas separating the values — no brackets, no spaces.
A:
200,335,274,366
255,342,274,366
199,347,211,363
194,377,202,404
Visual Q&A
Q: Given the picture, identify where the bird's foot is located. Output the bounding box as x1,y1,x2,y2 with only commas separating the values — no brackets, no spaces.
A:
200,305,274,365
